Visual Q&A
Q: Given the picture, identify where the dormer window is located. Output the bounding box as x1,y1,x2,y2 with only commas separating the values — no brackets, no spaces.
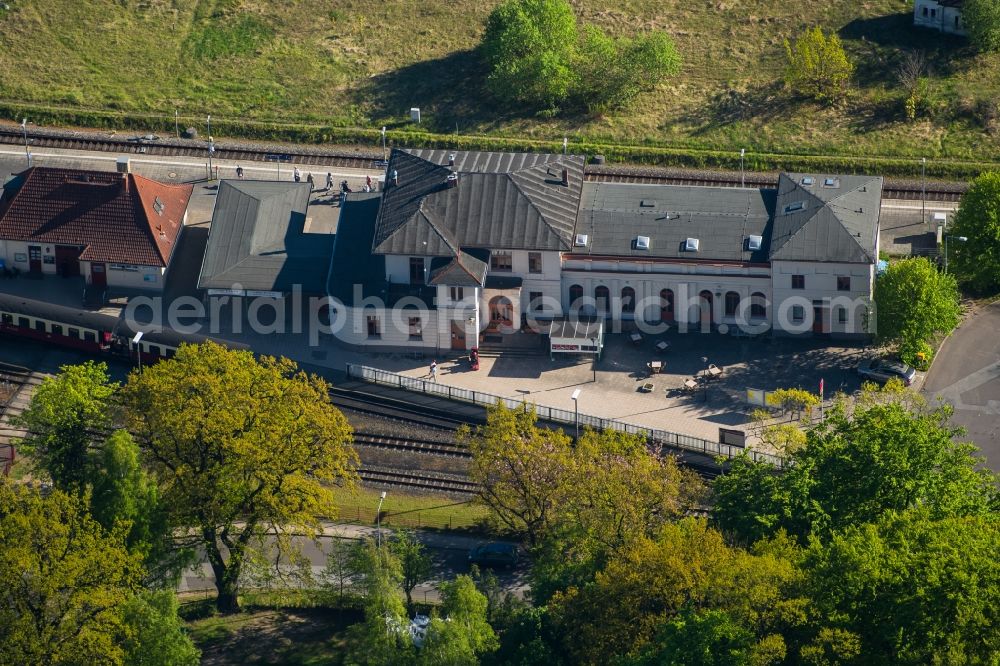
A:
784,201,805,213
746,235,763,251
575,234,589,247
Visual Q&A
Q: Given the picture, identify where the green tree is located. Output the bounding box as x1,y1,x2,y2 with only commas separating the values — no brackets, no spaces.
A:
949,170,1000,294
121,590,200,666
714,387,998,545
0,482,141,666
623,608,780,666
420,575,499,665
462,403,573,546
349,537,414,666
575,27,680,112
391,530,432,615
481,0,579,110
783,27,854,103
13,360,116,491
765,388,820,419
121,342,357,613
545,520,799,665
963,0,1000,53
803,510,1000,663
874,257,961,365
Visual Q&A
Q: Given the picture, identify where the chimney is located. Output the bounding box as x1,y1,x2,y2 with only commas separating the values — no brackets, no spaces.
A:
391,169,399,187
122,173,129,193
448,153,455,167
446,172,459,189
561,168,569,186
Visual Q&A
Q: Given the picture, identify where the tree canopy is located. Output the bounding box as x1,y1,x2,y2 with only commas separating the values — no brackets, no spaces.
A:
874,256,961,366
963,0,1000,53
783,27,854,103
713,385,998,546
481,0,680,112
121,341,357,612
949,170,1000,294
0,482,141,666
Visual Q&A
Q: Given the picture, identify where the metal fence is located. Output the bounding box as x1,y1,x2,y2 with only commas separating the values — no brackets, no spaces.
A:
346,364,785,468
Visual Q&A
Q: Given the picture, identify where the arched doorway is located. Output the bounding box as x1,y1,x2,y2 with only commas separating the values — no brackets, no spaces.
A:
488,295,513,330
595,286,610,315
699,290,714,327
569,284,584,310
660,289,674,322
621,287,636,315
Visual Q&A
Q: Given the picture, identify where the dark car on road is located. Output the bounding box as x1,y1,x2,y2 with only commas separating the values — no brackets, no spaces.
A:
857,358,917,386
469,542,519,569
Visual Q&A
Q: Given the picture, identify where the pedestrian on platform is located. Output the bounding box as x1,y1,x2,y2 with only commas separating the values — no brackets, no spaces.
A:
306,172,314,189
429,359,438,381
326,172,334,190
236,165,244,179
293,167,301,182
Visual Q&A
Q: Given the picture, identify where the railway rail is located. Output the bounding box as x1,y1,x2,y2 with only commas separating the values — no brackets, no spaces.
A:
329,387,469,431
358,465,478,495
352,432,471,458
1,124,969,201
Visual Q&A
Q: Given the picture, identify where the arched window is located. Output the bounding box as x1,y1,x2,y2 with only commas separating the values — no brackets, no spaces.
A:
660,289,674,322
750,292,767,319
725,291,740,317
595,286,610,313
569,284,584,307
621,286,636,313
699,290,714,326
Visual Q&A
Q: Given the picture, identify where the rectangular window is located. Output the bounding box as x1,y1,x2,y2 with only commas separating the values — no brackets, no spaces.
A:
529,291,543,312
83,330,97,343
837,307,847,324
68,327,81,339
922,6,928,16
450,286,464,302
931,8,936,17
791,305,804,323
837,276,851,292
791,275,805,289
528,252,543,274
409,257,425,284
490,252,512,272
51,324,63,336
408,316,422,340
366,315,381,338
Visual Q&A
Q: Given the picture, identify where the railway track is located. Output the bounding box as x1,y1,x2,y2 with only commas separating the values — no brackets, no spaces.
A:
2,124,969,201
329,386,471,431
358,465,478,495
353,432,471,458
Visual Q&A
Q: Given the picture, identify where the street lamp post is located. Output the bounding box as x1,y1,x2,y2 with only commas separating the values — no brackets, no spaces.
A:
571,389,581,441
174,109,180,138
740,149,745,188
376,490,387,548
943,235,967,274
20,118,30,165
207,138,215,180
921,157,927,225
132,331,144,375
381,126,387,161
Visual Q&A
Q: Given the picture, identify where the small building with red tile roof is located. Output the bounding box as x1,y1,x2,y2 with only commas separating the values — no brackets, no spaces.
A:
0,166,192,291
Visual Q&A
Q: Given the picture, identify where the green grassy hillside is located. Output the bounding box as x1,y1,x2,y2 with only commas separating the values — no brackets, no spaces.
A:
2,0,1000,170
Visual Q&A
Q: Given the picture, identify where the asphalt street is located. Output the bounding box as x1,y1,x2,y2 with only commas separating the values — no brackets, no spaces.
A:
922,301,1000,470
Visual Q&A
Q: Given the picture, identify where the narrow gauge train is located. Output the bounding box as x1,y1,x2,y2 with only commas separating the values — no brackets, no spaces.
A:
0,293,223,364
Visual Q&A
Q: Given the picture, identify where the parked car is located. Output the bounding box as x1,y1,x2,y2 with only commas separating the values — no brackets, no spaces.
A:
857,358,916,386
468,542,519,569
128,134,160,142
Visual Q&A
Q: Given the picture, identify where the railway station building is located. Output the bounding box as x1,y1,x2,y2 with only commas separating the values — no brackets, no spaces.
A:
0,165,192,299
326,149,882,353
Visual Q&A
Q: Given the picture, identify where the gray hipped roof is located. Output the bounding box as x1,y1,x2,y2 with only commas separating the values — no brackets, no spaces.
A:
770,173,882,263
372,149,584,256
572,182,775,262
198,180,331,293
428,252,488,287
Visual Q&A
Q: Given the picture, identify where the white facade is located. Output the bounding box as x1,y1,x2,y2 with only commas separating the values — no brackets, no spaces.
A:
914,1,967,35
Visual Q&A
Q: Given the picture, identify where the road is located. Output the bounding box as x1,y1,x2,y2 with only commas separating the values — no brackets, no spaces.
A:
922,301,1000,470
177,523,528,604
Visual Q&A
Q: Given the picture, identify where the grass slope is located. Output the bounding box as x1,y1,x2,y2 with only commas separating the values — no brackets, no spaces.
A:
2,0,1000,167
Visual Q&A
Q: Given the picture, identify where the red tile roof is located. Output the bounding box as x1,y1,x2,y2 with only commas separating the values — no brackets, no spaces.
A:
0,167,193,267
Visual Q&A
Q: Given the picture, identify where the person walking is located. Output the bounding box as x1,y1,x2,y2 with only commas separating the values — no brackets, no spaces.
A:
326,172,334,191
306,172,315,190
429,359,438,381
293,166,301,182
236,165,244,179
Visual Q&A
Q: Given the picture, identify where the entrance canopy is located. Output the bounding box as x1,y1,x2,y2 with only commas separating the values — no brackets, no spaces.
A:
548,317,604,357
